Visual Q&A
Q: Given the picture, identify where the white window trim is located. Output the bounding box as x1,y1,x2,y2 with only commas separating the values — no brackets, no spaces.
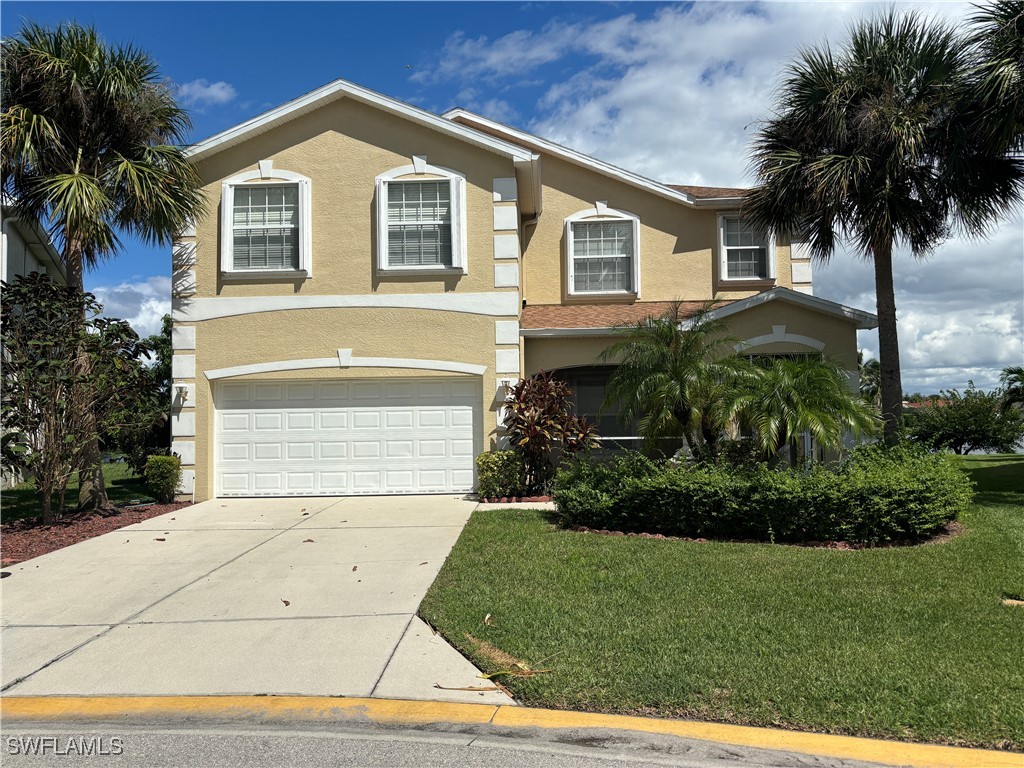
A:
375,163,468,275
220,168,312,278
718,212,776,283
565,206,641,297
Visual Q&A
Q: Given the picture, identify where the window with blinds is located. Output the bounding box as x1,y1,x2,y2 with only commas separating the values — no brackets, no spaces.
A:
232,185,300,270
571,220,634,292
723,217,768,279
386,181,453,268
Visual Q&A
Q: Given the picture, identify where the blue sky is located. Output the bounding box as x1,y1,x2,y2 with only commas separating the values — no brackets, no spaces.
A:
4,1,1021,391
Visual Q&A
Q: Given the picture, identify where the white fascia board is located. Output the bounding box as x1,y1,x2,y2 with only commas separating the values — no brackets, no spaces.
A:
708,287,878,330
187,79,535,164
444,108,701,209
172,291,521,322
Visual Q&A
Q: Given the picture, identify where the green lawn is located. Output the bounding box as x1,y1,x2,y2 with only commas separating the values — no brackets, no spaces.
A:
420,454,1024,749
1,461,154,523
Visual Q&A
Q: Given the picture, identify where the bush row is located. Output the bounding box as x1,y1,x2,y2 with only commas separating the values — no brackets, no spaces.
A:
552,445,973,544
476,450,528,499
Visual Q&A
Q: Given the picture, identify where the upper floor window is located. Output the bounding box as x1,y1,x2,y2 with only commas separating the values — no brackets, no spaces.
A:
565,205,640,296
376,160,467,274
220,167,312,278
719,214,774,281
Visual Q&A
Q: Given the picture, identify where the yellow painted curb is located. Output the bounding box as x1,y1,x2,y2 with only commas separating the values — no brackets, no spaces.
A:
1,696,1017,768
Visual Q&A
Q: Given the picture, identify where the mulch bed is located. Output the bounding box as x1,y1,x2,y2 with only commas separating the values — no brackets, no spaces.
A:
1,502,191,567
479,495,552,503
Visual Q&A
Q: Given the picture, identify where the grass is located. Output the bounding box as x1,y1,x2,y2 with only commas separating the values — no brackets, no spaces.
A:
420,454,1024,749
1,461,154,524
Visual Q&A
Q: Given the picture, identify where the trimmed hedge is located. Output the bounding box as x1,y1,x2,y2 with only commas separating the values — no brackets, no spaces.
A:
144,454,182,503
553,444,973,544
476,450,528,499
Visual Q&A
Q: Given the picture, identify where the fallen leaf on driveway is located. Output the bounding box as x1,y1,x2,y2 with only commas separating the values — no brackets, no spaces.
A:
352,565,358,571
419,562,428,565
154,538,166,542
302,513,309,516
303,539,315,543
281,599,290,606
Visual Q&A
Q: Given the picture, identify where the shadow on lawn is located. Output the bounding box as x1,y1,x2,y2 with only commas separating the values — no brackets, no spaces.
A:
961,455,1024,506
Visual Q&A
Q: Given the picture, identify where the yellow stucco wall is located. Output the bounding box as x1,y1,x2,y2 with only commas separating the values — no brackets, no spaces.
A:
188,308,510,500
520,154,794,306
192,97,518,298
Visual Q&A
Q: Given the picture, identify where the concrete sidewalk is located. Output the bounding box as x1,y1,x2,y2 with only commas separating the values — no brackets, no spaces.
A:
0,496,512,706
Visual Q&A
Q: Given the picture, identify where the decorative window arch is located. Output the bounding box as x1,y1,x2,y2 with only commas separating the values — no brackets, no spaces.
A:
375,159,468,274
565,203,640,296
220,167,312,278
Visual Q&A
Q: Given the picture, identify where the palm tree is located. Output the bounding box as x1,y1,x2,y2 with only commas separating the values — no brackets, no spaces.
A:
858,352,882,409
729,356,880,466
2,22,204,510
745,11,1024,442
968,0,1024,155
1000,365,1024,414
599,303,754,460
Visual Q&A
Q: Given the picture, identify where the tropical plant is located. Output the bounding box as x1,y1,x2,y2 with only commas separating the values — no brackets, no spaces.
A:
1,273,157,523
745,10,1024,442
105,314,172,473
999,365,1024,414
600,303,752,461
904,383,1024,454
967,0,1024,154
728,356,881,466
858,352,882,409
1,22,204,510
502,372,600,493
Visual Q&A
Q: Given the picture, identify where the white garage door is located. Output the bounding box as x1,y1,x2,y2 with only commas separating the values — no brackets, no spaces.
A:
214,378,479,496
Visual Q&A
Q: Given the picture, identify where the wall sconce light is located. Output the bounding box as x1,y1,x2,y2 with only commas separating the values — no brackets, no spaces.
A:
175,385,189,405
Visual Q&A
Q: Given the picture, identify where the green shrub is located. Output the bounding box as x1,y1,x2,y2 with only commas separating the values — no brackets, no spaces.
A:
144,454,181,503
553,446,973,544
476,450,527,498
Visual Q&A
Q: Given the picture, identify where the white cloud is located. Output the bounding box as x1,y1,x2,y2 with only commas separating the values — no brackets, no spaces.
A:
176,78,238,108
418,1,1021,393
89,276,170,339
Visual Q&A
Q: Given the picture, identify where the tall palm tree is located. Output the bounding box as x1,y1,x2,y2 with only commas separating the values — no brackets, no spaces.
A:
2,23,204,510
745,11,1024,442
729,356,880,466
599,303,754,460
1000,365,1024,414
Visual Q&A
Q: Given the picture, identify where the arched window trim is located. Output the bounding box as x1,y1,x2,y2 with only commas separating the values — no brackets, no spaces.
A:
564,204,641,297
375,162,468,275
220,167,313,279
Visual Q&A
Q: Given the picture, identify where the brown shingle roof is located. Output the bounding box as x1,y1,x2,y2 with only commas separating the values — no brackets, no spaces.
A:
521,301,730,330
667,184,747,199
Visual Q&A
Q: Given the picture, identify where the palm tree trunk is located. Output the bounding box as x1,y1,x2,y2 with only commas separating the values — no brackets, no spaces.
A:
65,241,113,513
872,240,903,443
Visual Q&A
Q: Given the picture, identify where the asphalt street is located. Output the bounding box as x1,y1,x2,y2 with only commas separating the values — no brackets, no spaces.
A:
1,721,887,768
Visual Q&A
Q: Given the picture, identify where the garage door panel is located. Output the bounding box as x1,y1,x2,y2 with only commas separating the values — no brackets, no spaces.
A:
215,377,479,497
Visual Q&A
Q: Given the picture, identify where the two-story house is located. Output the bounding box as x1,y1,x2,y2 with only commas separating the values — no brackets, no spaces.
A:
172,78,876,501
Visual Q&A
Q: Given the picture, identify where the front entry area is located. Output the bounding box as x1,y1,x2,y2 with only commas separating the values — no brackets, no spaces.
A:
214,377,479,496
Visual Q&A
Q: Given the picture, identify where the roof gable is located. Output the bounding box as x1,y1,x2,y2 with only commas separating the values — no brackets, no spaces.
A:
187,79,536,165
444,109,747,210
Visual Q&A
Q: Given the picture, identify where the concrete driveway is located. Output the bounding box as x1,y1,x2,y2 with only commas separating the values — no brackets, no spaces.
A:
1,496,512,705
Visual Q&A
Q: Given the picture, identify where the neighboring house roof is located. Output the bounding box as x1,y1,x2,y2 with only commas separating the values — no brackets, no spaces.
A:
520,287,877,337
666,184,747,200
444,108,748,210
1,206,67,285
185,78,542,215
